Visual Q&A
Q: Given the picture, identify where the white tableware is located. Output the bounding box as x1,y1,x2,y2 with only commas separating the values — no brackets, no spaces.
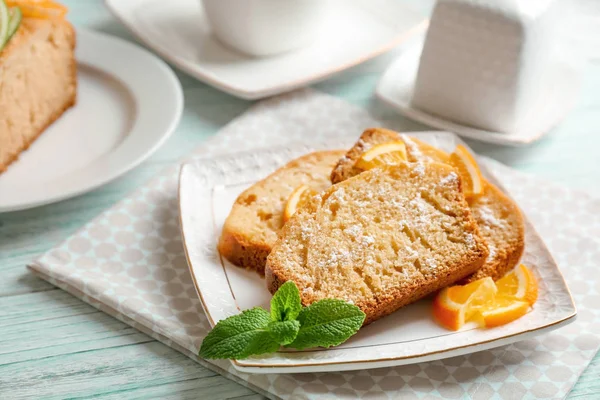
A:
106,0,427,99
412,0,572,134
179,132,576,374
0,29,183,213
201,0,329,57
376,42,580,146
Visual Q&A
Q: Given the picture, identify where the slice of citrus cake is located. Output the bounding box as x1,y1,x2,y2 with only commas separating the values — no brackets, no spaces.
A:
331,128,525,283
0,4,76,173
266,162,488,325
463,182,524,282
218,150,345,274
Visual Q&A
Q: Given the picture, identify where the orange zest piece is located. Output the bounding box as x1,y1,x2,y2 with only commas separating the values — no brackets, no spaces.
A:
433,264,538,330
481,299,530,328
354,141,408,171
6,1,68,19
496,263,538,306
449,144,484,198
283,185,315,222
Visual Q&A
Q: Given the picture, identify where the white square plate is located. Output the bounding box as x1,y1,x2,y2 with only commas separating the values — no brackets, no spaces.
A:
106,0,427,99
178,132,576,373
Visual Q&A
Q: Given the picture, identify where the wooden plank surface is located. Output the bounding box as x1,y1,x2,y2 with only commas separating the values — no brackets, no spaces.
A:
0,0,599,398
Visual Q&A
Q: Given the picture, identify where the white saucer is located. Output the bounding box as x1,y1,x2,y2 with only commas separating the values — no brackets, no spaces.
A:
0,29,183,213
376,42,580,146
106,0,427,100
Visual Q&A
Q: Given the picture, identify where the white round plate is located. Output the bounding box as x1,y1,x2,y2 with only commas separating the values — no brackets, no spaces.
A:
376,42,580,146
0,29,183,213
105,0,427,100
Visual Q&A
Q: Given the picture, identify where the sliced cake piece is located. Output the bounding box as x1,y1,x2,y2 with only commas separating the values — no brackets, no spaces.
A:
330,128,449,184
266,162,489,325
218,150,345,274
331,128,525,283
0,18,77,173
462,182,525,282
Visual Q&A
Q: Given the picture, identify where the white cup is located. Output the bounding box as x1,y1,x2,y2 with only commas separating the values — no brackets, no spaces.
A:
201,0,330,57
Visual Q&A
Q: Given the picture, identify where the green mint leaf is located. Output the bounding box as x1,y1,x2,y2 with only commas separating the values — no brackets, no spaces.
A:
270,281,302,322
287,299,365,350
199,307,279,359
267,320,300,345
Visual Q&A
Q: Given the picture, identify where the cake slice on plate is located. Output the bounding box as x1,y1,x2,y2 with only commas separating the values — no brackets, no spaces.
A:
0,1,76,173
218,150,345,274
266,161,488,325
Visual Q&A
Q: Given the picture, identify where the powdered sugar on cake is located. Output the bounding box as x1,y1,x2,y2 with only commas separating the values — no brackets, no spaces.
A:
439,172,458,187
413,163,426,176
476,205,504,228
401,134,423,158
361,235,375,245
344,224,362,238
357,138,373,151
300,225,313,241
465,233,476,248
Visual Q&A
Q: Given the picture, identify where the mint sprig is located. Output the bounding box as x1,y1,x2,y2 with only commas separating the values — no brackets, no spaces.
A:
199,282,365,360
267,320,300,345
199,308,279,359
288,299,366,350
270,281,302,322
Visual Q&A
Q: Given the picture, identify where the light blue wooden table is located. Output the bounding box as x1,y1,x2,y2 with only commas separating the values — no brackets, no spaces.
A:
1,1,599,398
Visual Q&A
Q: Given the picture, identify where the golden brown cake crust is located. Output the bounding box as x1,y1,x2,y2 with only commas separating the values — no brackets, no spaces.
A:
218,150,346,274
217,228,273,276
0,19,77,173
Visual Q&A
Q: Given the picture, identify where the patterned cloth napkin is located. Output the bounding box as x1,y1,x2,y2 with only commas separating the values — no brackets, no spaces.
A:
29,90,600,399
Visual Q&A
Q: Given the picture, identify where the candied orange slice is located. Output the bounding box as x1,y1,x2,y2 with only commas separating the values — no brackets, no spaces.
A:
433,264,538,330
355,141,408,171
283,185,315,222
432,277,497,331
496,264,538,306
449,144,484,198
7,1,68,19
